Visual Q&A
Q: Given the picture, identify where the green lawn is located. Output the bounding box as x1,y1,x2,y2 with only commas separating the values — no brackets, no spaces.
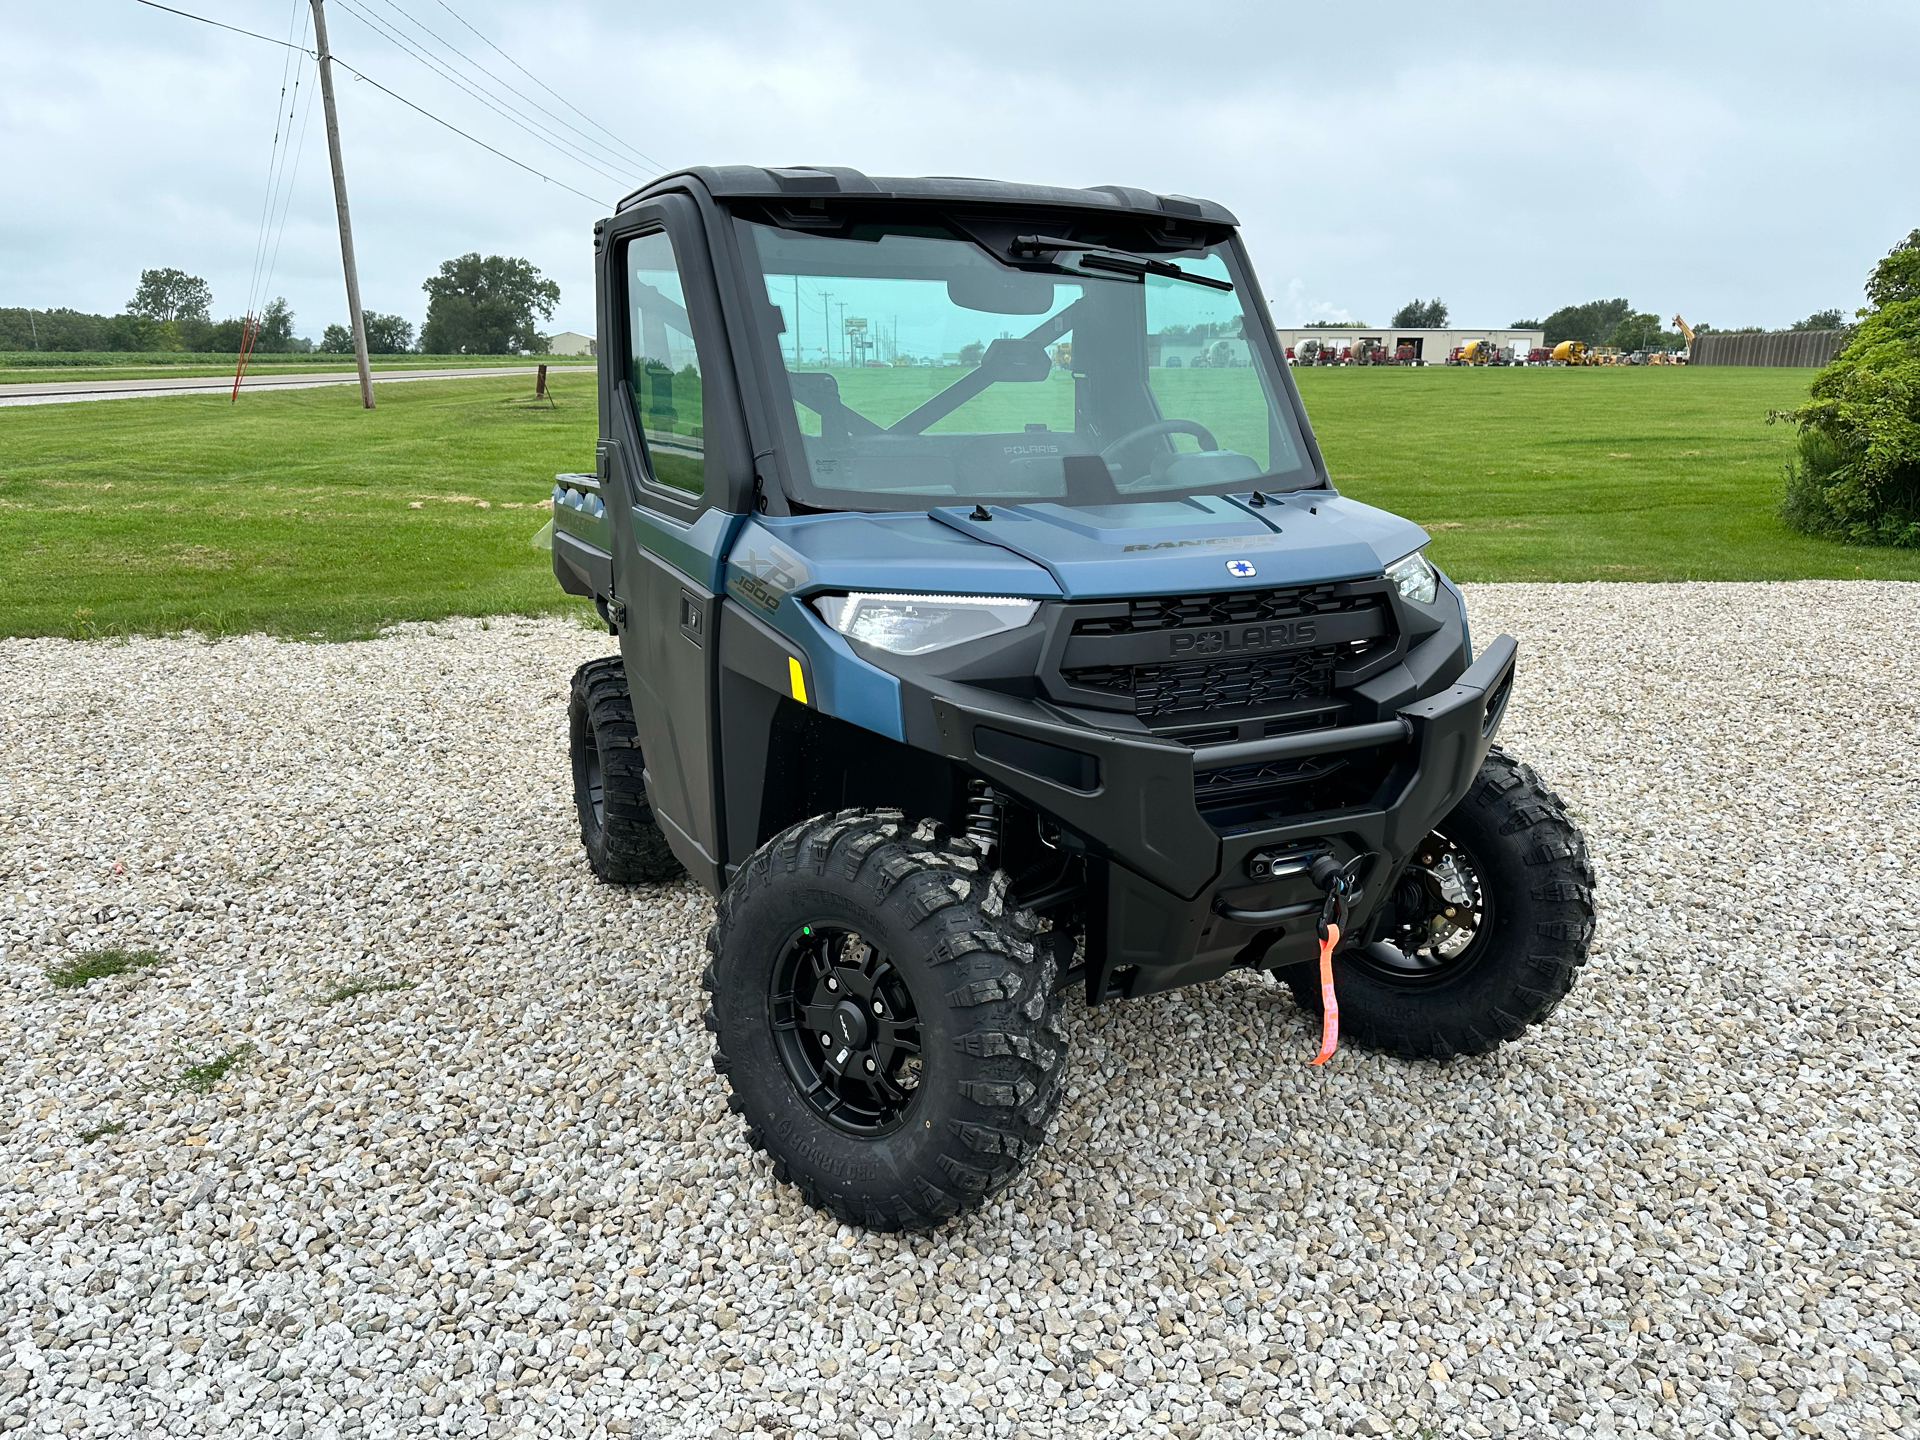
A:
0,353,593,384
0,375,599,640
1289,364,1917,581
0,364,1912,643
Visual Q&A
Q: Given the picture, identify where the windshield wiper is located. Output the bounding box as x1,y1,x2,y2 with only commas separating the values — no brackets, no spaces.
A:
1011,235,1234,292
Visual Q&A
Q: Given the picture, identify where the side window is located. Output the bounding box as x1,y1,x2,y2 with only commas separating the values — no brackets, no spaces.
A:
626,232,705,495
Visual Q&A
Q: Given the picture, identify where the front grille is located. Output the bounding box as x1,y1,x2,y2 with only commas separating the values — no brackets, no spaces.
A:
1194,755,1346,803
1071,583,1368,636
1193,744,1402,826
1065,645,1341,720
1049,579,1404,825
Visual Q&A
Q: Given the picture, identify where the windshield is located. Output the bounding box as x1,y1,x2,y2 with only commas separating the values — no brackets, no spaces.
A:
738,217,1312,511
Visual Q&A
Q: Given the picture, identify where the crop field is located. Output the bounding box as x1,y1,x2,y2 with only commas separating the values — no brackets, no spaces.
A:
0,364,1913,642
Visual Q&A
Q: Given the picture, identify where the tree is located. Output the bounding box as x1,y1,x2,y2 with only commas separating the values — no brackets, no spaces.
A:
957,341,985,366
1510,317,1541,328
322,312,413,353
1777,229,1920,548
249,298,297,352
365,312,415,353
1790,308,1846,331
127,268,213,324
1391,298,1448,328
419,253,558,354
1608,312,1670,352
1541,299,1632,347
1302,319,1368,328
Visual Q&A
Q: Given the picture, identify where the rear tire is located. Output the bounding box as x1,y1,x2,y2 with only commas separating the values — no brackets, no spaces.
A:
1286,748,1595,1059
568,657,682,885
704,811,1068,1230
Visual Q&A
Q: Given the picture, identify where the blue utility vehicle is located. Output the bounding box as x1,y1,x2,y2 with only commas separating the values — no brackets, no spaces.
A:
554,167,1594,1228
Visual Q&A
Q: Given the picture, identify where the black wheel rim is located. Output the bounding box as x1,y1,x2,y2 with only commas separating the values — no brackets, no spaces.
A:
1354,828,1494,987
770,925,923,1135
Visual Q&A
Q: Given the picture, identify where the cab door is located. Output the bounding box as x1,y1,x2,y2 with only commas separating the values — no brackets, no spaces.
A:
598,199,745,890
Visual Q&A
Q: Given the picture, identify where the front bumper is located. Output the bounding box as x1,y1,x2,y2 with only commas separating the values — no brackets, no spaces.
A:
924,634,1519,999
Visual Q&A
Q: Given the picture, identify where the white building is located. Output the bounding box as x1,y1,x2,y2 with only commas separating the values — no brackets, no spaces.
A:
1273,326,1545,364
545,331,597,357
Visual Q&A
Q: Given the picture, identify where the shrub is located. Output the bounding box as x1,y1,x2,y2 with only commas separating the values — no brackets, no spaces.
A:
1776,229,1920,548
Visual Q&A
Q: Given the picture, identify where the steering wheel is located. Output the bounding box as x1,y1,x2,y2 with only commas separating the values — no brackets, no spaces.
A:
1099,417,1219,462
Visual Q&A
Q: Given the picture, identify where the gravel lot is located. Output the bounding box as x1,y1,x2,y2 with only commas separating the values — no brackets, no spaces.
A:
3,582,1918,1440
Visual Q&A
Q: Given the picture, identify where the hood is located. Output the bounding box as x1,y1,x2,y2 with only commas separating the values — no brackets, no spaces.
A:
926,493,1426,597
726,512,1063,606
729,492,1426,607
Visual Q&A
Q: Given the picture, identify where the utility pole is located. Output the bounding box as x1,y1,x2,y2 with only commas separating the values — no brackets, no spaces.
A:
309,0,374,409
820,292,832,366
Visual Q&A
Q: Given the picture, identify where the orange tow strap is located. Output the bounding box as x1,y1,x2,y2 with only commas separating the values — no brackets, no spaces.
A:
1309,922,1341,1064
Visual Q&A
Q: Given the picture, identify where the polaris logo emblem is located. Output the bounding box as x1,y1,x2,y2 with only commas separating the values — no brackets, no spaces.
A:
1226,559,1257,578
1171,620,1318,656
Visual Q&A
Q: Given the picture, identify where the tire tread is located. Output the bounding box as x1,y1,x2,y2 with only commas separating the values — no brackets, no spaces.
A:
705,810,1067,1231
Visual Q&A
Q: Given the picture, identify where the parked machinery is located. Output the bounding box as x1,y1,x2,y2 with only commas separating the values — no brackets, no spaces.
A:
1449,340,1508,366
1550,340,1591,365
1671,315,1695,364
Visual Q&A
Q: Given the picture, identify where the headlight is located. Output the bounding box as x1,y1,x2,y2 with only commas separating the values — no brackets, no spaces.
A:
812,593,1039,656
1384,549,1439,605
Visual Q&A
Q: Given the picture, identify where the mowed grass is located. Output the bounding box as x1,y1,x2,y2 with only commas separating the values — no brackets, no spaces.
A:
1292,364,1920,580
0,352,590,382
0,374,599,639
1,363,1913,643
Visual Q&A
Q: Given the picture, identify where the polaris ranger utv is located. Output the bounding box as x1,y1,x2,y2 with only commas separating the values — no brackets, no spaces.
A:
553,166,1594,1230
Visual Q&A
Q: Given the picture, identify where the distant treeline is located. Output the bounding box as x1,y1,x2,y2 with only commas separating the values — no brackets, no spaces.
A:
0,305,313,354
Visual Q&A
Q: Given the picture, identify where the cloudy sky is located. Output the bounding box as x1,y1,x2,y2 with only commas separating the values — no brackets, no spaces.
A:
4,0,1915,340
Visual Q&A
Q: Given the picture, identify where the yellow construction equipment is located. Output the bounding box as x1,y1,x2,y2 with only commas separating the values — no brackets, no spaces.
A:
1671,315,1695,363
1550,340,1590,365
1458,339,1500,365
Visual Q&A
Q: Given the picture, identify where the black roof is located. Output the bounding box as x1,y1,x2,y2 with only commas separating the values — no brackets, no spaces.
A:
620,165,1239,227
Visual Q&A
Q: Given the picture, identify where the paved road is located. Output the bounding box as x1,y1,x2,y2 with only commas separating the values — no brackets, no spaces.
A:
0,365,595,407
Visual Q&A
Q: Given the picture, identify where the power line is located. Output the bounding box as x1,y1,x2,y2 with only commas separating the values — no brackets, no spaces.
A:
132,0,310,51
129,0,611,206
431,0,663,176
259,34,320,314
242,0,312,325
368,0,656,181
331,0,635,190
330,57,610,205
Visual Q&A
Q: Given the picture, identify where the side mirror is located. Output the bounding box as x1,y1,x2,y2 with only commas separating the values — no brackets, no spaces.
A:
788,370,840,411
948,269,1056,315
978,338,1051,382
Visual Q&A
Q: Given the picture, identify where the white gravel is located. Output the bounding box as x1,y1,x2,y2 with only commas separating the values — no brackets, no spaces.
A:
3,583,1918,1440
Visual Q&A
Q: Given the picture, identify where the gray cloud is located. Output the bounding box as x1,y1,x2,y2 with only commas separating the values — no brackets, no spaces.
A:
4,0,1914,340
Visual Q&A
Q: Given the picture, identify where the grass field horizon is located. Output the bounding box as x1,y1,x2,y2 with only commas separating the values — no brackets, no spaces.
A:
0,352,594,385
0,364,1913,643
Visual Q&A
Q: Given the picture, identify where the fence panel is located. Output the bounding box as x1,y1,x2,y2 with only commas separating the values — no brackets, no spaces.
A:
1691,330,1844,367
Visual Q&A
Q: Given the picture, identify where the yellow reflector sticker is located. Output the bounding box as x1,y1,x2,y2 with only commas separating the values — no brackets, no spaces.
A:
787,655,808,704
